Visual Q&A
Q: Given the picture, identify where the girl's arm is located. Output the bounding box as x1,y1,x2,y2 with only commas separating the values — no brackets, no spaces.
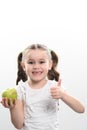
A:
1,98,24,129
10,99,24,129
50,79,85,113
60,90,85,113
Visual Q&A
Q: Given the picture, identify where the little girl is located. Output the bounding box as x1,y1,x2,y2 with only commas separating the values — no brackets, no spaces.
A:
1,44,85,130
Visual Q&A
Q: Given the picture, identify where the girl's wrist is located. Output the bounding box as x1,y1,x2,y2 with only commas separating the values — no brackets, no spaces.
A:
60,89,66,100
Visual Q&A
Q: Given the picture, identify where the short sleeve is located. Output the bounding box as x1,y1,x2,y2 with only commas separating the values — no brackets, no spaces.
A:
15,80,26,101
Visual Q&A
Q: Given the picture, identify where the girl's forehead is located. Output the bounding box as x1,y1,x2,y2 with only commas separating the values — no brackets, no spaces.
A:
25,49,48,59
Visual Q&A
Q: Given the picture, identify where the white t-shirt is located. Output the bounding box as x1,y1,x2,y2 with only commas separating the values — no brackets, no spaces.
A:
16,80,62,130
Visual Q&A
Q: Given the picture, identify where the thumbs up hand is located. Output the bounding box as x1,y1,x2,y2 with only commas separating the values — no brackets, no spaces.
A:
50,79,64,99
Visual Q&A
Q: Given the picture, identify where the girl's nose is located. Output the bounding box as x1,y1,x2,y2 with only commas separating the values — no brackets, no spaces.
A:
33,63,40,68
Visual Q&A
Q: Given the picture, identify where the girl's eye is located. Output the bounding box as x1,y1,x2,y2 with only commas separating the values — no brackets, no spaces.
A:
39,61,45,64
28,61,34,64
27,61,45,64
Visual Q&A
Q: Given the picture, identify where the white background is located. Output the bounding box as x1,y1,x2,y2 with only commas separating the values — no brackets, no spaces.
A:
0,0,87,130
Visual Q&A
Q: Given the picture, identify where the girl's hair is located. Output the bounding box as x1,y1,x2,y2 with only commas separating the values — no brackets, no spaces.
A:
16,52,27,85
16,44,60,85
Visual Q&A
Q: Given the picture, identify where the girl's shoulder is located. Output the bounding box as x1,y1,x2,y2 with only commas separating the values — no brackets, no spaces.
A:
15,80,28,100
15,80,28,93
47,80,57,88
48,80,57,85
47,80,66,90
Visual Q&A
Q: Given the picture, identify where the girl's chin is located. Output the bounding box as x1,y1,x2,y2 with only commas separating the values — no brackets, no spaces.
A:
32,78,41,82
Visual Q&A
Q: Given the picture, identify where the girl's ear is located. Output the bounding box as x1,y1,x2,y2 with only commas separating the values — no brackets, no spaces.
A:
21,62,26,71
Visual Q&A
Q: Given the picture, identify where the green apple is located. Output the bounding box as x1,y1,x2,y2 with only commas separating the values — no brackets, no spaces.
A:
2,88,17,104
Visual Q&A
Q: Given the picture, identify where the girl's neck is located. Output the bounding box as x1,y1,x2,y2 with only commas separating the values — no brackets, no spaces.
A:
28,79,48,89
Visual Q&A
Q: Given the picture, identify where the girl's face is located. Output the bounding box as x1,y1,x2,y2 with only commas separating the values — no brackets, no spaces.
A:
22,49,52,82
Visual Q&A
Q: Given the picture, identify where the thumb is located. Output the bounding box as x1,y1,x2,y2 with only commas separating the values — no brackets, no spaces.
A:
57,78,61,87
